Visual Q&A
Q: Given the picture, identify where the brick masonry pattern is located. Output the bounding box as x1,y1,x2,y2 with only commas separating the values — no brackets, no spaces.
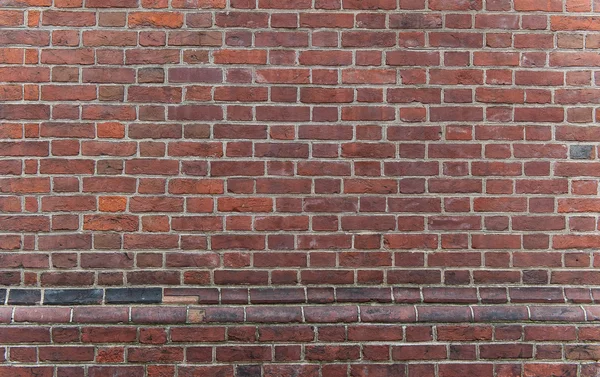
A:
1,0,600,374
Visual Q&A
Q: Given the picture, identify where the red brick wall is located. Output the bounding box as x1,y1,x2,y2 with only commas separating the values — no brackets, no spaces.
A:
1,0,600,375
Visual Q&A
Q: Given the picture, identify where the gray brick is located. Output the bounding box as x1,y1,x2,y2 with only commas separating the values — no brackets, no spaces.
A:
44,289,103,305
8,289,41,305
105,287,162,304
236,365,261,377
570,145,594,160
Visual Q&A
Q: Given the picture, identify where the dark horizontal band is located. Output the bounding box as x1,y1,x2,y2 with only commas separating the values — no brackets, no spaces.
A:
0,286,598,306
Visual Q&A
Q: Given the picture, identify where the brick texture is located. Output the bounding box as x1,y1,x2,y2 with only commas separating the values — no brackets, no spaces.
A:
1,0,600,374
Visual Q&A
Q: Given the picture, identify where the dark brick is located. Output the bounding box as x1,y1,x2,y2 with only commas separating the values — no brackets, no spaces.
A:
570,145,594,159
236,365,261,377
336,287,392,303
417,306,472,322
8,289,40,305
105,288,162,304
44,289,103,305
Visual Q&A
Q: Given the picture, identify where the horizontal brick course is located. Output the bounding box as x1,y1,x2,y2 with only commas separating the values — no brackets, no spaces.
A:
0,305,597,372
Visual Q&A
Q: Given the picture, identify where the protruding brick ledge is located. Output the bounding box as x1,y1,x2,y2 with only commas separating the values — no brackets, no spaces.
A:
2,304,599,324
1,286,598,306
1,304,600,377
0,363,599,377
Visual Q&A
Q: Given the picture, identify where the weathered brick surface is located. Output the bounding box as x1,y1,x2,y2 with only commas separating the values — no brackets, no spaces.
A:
0,305,597,374
1,0,599,374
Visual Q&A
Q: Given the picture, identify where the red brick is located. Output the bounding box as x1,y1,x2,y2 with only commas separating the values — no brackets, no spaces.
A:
128,347,183,362
128,12,183,28
0,367,53,377
216,346,271,362
39,347,94,361
523,364,577,377
515,0,563,11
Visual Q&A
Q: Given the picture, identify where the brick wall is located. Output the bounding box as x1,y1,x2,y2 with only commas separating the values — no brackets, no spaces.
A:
1,0,600,375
